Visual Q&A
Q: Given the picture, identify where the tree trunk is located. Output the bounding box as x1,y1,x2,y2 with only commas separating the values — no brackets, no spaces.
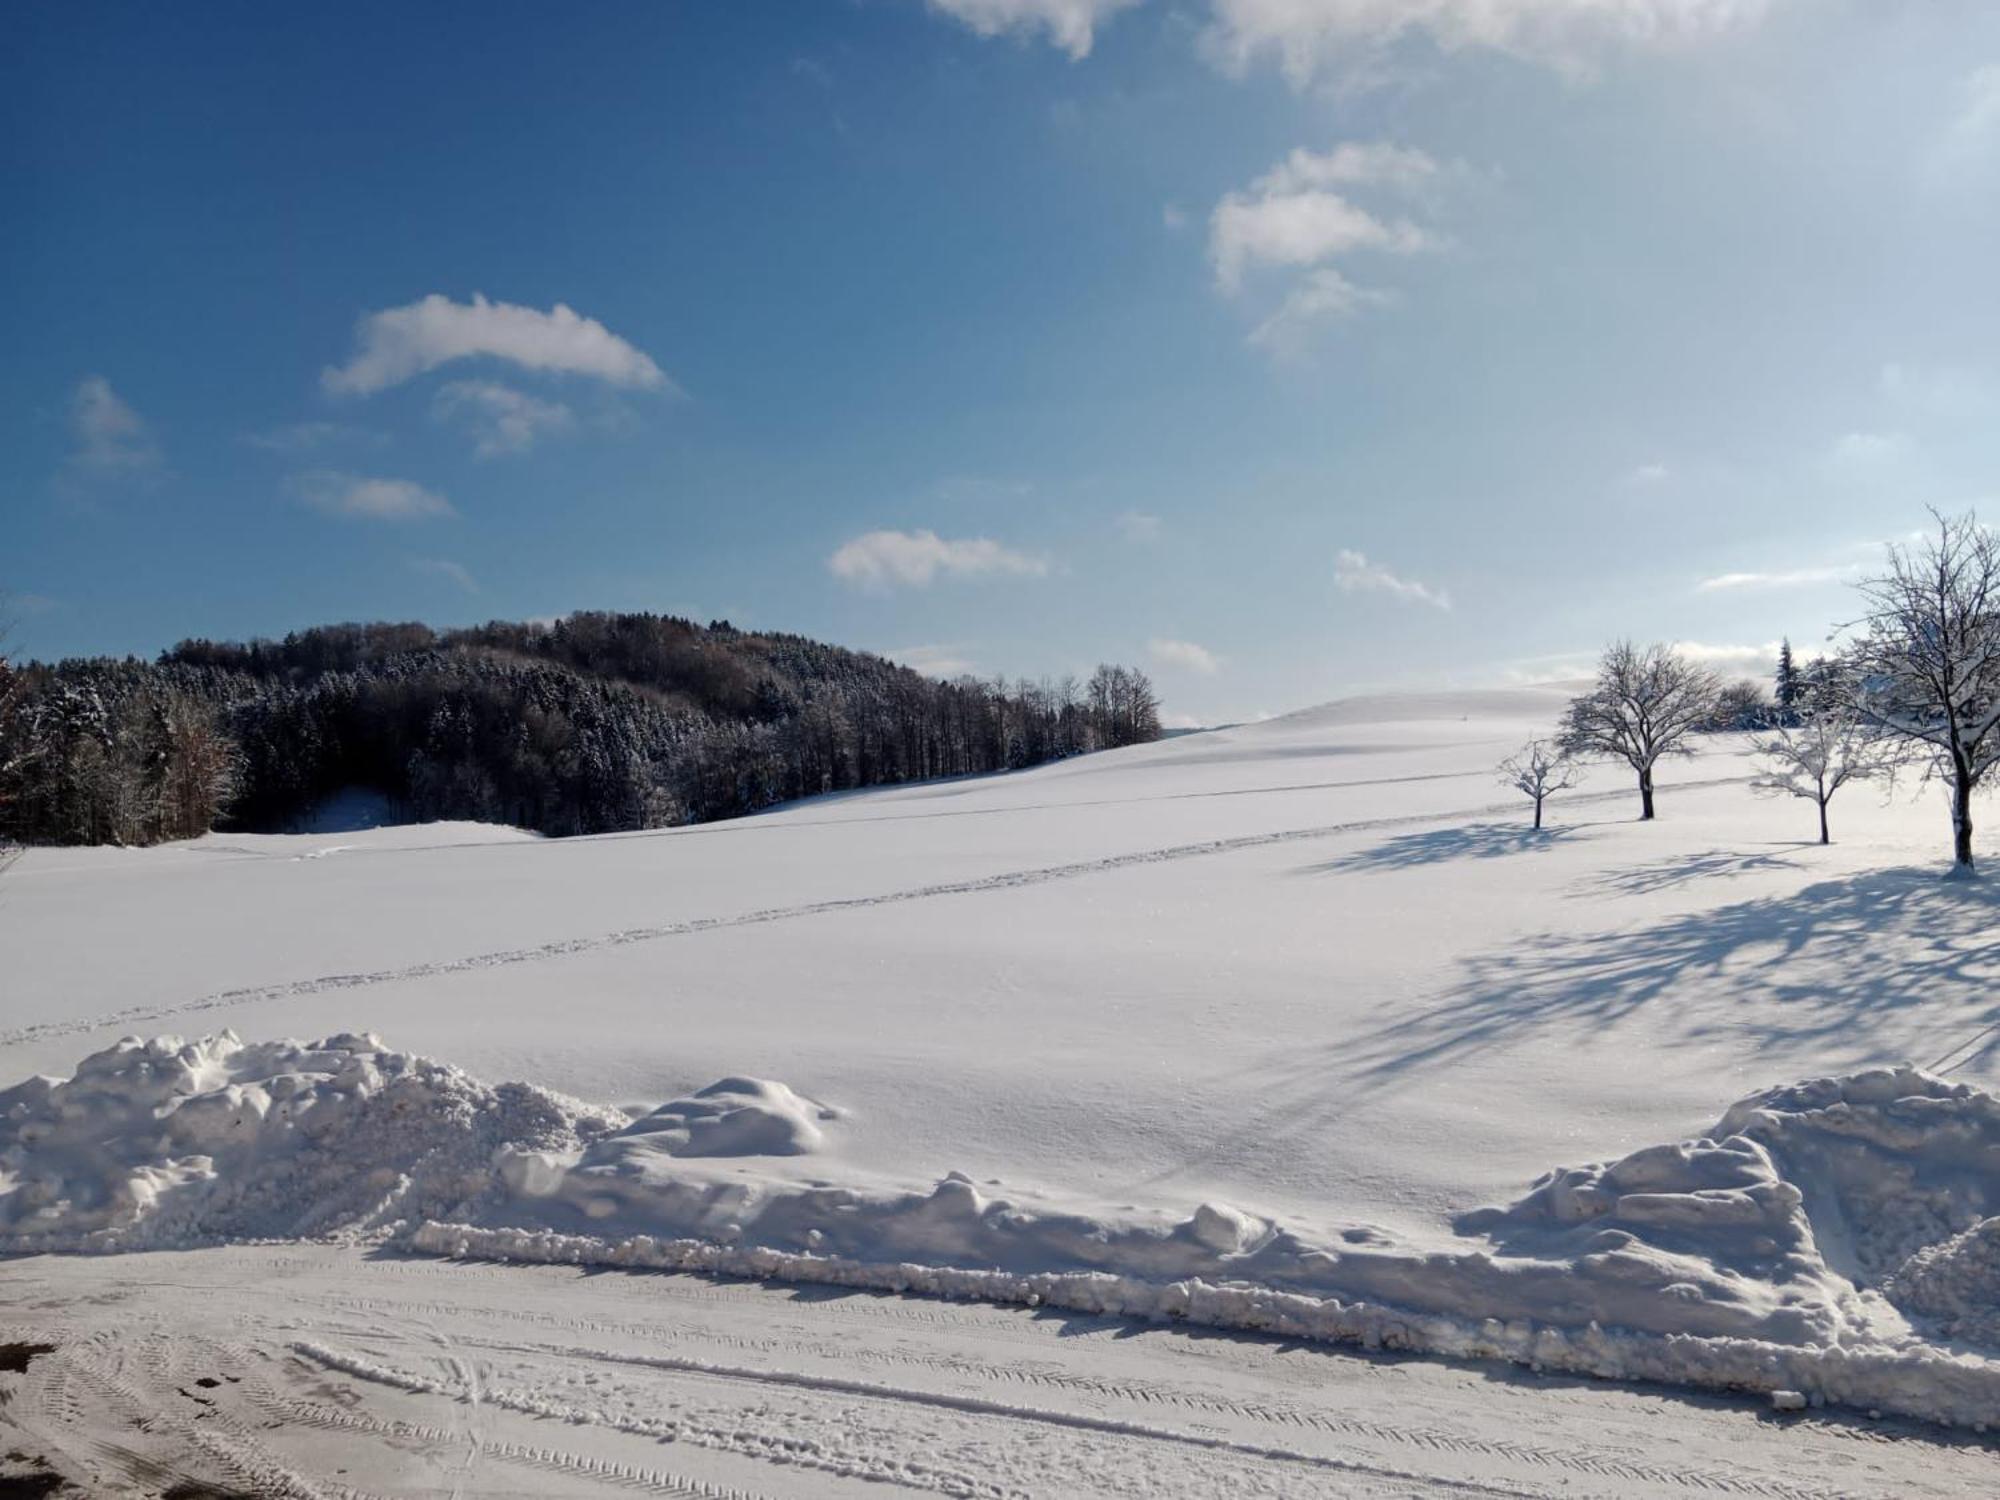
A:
1638,767,1655,821
1953,762,1976,871
1533,794,1544,831
1818,797,1829,846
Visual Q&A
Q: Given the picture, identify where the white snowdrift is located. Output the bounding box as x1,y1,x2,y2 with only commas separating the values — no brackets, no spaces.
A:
0,1032,624,1251
9,1035,2000,1427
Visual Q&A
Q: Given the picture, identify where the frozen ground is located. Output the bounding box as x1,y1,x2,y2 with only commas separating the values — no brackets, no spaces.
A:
6,685,2000,1493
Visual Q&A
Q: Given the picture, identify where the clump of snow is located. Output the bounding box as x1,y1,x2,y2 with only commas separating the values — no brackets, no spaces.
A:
0,1031,624,1251
604,1076,837,1158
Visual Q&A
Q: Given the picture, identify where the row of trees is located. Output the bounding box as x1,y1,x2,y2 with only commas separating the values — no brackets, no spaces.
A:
1499,510,2000,870
0,614,1163,846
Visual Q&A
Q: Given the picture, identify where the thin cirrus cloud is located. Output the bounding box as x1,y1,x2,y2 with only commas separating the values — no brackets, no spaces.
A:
1696,564,1861,593
68,375,160,475
289,470,455,522
321,293,672,397
410,557,480,594
1334,548,1451,610
923,0,1143,60
828,529,1050,589
1148,636,1222,674
432,380,576,457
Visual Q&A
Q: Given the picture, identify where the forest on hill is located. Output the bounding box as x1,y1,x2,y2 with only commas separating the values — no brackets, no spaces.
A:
0,613,1163,846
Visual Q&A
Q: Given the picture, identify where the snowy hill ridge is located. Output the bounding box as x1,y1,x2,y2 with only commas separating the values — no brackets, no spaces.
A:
9,1030,2000,1427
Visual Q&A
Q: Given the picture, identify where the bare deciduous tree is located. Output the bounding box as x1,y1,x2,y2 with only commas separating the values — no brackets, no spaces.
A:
1843,509,2000,873
1560,641,1721,820
1498,739,1580,830
1750,706,1884,845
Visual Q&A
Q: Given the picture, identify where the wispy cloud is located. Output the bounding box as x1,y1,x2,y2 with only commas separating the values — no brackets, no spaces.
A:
1696,563,1860,593
1204,0,1776,85
68,376,160,475
323,293,672,397
410,557,480,594
1334,548,1451,609
887,642,979,677
828,529,1049,589
433,380,576,457
1148,636,1222,674
290,471,455,522
925,0,1143,60
1623,461,1670,485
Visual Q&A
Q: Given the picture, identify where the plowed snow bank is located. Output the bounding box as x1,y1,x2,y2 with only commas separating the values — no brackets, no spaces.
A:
9,1035,2000,1426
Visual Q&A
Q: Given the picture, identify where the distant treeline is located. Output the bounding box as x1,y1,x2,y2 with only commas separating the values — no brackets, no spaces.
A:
0,614,1163,846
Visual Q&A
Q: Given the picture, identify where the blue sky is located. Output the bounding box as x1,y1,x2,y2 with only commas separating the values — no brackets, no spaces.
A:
7,1,2000,725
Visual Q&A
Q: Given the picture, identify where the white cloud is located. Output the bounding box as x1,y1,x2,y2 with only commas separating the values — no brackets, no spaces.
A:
411,557,480,594
828,529,1050,589
433,380,576,457
1248,267,1391,350
1334,548,1452,609
1695,564,1860,592
1253,142,1442,195
323,293,671,397
1211,172,1435,293
888,643,980,678
68,376,160,474
1210,143,1442,350
1162,202,1189,231
1148,636,1222,674
1623,461,1670,485
1672,638,1782,678
1160,710,1205,730
1204,0,1774,85
925,0,1143,59
290,471,456,522
1116,509,1163,542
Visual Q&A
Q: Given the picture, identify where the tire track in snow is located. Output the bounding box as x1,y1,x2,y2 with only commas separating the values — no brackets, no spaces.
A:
295,1337,1546,1499
432,1324,1837,1500
0,776,1749,1050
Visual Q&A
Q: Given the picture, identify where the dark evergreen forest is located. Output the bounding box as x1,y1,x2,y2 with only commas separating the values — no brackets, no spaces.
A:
0,614,1163,846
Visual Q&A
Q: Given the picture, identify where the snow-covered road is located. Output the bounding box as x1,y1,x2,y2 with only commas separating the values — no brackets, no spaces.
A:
3,1242,1986,1498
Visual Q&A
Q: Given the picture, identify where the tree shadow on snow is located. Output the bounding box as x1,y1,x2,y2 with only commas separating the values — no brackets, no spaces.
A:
1296,820,1593,875
1577,847,1805,898
1167,865,2000,1183
1340,864,2000,1088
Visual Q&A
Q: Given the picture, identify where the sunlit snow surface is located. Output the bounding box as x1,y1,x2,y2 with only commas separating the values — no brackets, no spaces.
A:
9,685,2000,1431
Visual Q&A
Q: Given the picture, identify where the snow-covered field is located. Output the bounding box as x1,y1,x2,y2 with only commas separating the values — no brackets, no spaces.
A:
6,685,2000,1495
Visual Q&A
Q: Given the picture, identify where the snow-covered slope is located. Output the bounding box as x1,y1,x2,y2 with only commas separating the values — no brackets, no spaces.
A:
7,686,2000,1435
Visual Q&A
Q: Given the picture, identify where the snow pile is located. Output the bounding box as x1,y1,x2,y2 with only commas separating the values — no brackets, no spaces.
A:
14,1034,2000,1426
0,1031,624,1251
600,1076,838,1158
